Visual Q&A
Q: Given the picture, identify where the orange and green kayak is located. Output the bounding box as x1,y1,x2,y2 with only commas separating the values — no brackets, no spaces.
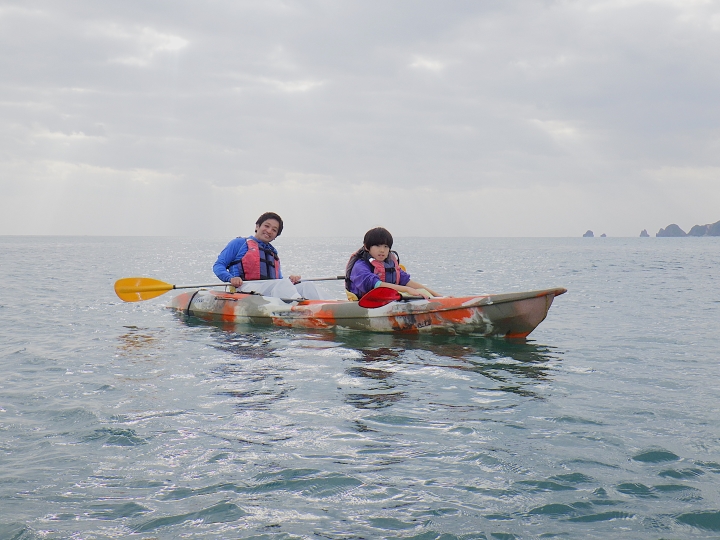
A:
168,287,566,338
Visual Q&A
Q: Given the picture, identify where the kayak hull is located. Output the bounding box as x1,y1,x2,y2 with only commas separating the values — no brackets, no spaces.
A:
168,287,566,338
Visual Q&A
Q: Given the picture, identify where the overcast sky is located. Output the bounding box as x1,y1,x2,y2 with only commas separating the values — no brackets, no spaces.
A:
1,0,719,237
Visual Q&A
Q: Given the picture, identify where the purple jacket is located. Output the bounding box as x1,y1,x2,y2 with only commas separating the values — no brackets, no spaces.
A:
348,258,410,299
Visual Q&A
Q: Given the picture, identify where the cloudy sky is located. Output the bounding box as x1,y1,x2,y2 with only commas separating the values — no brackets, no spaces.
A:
1,0,719,237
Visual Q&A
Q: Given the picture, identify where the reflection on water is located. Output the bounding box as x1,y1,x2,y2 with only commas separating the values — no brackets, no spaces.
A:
204,328,295,411
335,330,561,366
336,331,562,407
208,332,274,359
116,325,165,355
345,366,393,380
345,390,409,410
180,317,563,413
184,316,562,366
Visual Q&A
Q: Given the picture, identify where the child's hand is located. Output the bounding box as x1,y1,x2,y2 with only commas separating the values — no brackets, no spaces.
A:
407,287,433,299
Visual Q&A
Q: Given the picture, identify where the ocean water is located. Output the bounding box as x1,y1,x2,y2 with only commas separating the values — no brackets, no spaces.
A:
1,235,719,539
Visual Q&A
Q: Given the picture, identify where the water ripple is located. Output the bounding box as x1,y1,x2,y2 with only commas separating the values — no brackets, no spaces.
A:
2,237,720,538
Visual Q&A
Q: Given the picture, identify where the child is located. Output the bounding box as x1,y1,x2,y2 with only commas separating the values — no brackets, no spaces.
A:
345,227,441,301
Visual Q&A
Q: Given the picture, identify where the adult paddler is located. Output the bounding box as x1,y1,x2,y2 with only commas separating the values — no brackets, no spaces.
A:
213,212,325,299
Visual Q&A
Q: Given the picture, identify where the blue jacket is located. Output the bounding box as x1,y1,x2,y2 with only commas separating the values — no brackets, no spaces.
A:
213,237,282,282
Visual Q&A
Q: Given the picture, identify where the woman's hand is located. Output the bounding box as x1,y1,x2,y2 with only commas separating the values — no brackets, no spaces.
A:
230,277,244,288
289,275,301,284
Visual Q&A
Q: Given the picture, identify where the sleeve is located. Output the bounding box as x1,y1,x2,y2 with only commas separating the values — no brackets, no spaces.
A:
349,260,381,298
398,268,411,286
213,238,248,282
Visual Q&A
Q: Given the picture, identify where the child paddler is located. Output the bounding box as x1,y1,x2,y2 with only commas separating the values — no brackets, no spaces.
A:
345,227,441,301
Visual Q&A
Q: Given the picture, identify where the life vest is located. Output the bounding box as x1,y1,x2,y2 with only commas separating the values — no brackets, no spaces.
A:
345,247,401,299
228,238,281,280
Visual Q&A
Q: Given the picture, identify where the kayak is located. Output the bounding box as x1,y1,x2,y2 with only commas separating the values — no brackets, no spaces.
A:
168,287,566,338
169,288,566,337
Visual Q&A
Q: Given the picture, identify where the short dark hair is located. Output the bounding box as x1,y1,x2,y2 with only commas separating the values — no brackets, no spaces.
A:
363,227,393,249
255,212,284,236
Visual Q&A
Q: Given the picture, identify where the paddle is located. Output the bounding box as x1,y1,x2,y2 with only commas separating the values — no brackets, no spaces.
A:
114,276,344,303
357,287,426,308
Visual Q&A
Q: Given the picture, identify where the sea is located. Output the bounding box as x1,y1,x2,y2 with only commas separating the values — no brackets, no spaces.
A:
1,235,719,539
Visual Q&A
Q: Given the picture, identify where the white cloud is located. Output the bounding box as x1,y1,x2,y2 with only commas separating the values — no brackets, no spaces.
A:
0,160,184,235
0,5,46,18
646,165,720,182
409,56,445,71
246,77,326,93
579,0,713,12
528,119,581,142
95,24,189,67
33,129,104,142
712,13,720,31
512,54,575,73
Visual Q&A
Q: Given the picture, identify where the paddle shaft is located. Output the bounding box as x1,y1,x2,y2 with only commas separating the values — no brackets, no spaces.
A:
114,275,345,302
126,276,342,292
301,275,344,282
141,283,219,293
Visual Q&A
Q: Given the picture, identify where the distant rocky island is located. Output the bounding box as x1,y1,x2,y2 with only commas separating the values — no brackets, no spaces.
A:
653,219,720,237
583,219,720,237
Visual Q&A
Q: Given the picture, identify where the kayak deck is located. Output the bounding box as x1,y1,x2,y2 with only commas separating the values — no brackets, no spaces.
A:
168,287,566,338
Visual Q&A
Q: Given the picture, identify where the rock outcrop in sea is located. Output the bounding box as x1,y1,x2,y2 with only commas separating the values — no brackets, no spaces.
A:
583,230,594,237
655,219,720,237
687,220,720,236
640,229,649,237
656,224,686,237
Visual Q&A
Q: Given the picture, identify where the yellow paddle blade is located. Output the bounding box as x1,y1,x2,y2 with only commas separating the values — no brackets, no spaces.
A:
114,277,174,303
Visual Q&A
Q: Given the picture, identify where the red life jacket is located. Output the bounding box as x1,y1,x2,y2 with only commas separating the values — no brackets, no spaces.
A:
345,248,401,296
230,238,281,280
368,254,401,284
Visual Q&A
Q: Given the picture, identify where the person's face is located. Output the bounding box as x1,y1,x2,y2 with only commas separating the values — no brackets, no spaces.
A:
367,244,389,262
255,219,280,243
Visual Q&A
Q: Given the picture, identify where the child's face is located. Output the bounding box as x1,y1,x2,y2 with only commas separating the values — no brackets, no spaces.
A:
368,244,390,262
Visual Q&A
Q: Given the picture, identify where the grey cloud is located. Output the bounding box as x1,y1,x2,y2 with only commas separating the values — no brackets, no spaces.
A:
1,0,719,235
